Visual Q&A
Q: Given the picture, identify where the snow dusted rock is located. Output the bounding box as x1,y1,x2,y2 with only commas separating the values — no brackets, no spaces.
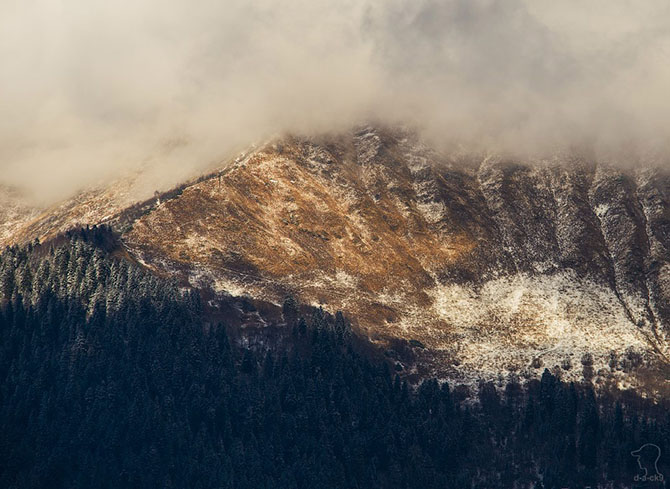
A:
2,127,669,390
589,165,653,328
0,185,42,244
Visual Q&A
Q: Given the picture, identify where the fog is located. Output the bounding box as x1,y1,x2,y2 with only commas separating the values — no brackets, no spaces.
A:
1,0,669,202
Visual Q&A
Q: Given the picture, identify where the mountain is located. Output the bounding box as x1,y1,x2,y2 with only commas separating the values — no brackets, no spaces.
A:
2,126,669,391
3,236,668,488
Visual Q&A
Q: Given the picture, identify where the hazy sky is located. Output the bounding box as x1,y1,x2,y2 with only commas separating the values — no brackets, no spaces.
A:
1,0,670,201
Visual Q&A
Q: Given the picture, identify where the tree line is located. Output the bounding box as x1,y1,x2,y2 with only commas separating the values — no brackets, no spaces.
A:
0,232,667,488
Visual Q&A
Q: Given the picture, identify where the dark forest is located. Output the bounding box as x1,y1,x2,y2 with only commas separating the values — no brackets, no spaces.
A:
1,232,668,488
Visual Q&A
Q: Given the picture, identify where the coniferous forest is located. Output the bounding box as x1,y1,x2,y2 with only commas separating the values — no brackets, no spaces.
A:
1,230,668,488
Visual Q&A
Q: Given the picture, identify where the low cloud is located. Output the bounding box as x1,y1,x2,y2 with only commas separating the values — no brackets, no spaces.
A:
1,0,669,202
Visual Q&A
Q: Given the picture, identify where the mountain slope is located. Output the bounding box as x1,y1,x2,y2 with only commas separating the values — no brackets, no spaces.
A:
2,127,669,388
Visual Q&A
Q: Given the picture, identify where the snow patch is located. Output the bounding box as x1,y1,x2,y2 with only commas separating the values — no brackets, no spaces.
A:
429,270,645,381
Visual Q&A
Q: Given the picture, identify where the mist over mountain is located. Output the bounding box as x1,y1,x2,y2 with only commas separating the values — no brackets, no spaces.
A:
3,2,670,487
2,0,670,202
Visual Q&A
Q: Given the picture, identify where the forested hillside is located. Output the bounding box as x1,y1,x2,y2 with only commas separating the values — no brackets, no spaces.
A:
1,232,668,488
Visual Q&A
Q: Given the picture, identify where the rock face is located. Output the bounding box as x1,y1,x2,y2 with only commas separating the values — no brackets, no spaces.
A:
3,127,670,387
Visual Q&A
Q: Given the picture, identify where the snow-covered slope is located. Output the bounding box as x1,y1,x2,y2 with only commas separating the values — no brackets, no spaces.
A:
0,185,42,244
2,127,669,390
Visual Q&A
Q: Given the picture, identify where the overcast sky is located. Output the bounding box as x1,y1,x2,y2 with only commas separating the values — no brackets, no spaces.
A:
2,0,670,201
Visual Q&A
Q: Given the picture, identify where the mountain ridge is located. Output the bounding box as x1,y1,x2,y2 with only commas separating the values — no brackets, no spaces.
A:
2,127,669,391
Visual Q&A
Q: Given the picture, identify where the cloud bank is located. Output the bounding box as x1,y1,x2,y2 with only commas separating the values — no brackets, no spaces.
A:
1,0,670,201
